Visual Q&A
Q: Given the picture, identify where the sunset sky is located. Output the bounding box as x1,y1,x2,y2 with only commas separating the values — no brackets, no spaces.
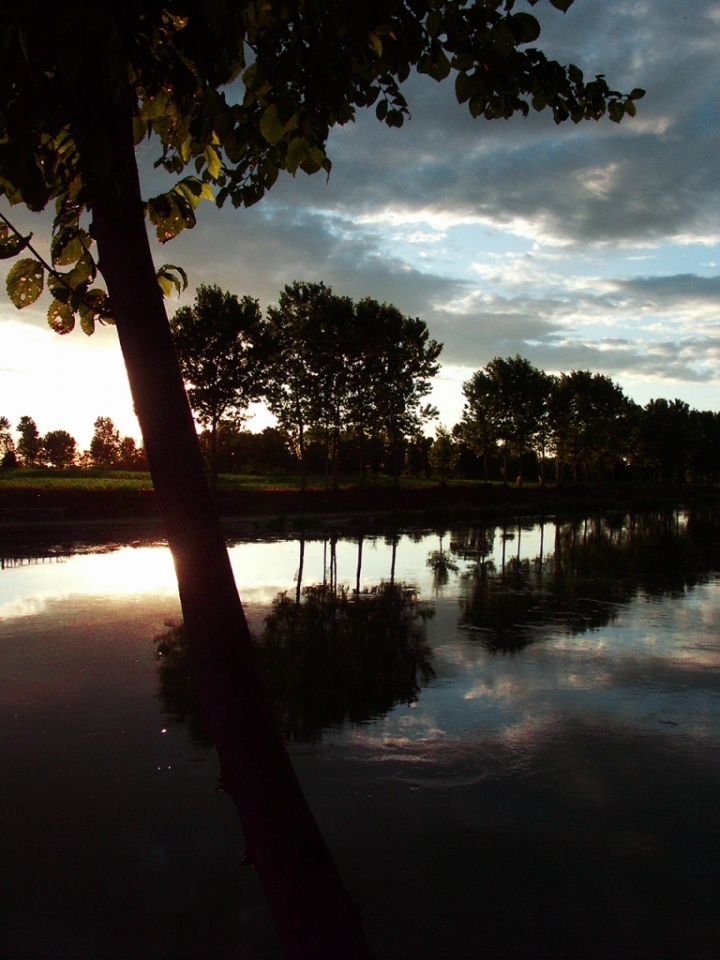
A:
2,0,719,449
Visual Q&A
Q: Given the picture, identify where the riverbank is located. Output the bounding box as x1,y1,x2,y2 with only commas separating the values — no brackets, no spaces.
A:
1,478,715,538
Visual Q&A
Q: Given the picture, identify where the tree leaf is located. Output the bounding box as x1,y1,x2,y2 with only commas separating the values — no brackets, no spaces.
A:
0,227,31,260
64,251,96,288
132,116,149,145
286,137,309,175
259,105,285,145
156,263,189,298
79,304,96,336
204,144,222,179
455,71,472,105
51,226,91,267
427,50,451,82
140,89,170,120
147,190,197,242
608,100,624,123
47,298,75,334
426,10,442,37
6,257,44,308
549,0,574,10
510,13,541,44
83,288,114,326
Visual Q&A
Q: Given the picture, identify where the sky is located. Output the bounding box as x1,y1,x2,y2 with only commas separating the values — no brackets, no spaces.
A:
2,0,720,449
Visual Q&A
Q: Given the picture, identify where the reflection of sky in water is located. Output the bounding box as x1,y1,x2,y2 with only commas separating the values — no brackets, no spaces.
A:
3,512,719,958
2,517,720,752
0,519,557,617
1,533,469,616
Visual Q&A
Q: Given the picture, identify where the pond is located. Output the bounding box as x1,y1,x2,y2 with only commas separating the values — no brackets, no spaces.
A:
2,509,720,958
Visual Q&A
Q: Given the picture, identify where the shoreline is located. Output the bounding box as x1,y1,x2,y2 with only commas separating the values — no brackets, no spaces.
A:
1,482,714,550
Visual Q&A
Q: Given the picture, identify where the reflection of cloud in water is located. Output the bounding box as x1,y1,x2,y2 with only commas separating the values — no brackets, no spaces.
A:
0,546,177,618
0,595,54,619
463,676,525,703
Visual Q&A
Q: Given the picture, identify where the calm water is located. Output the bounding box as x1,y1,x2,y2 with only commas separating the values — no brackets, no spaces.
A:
2,510,720,958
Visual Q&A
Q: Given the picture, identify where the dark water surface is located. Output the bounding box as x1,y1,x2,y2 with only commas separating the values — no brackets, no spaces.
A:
2,509,720,957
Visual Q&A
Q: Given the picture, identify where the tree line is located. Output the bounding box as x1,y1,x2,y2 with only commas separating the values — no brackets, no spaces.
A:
4,347,720,486
457,356,720,485
0,415,147,471
170,281,441,488
172,287,720,486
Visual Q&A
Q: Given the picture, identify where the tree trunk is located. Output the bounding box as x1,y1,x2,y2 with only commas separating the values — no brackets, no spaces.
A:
210,416,219,491
390,536,397,586
81,85,373,960
358,429,366,487
298,414,307,492
296,536,305,606
323,422,331,490
356,536,363,595
332,423,340,492
392,431,401,488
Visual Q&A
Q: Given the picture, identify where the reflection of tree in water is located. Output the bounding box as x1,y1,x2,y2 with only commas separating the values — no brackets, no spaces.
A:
154,579,435,744
455,508,720,654
259,581,435,740
426,532,459,593
154,621,212,746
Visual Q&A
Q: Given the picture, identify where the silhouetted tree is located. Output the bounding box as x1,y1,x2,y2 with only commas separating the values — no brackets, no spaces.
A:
0,416,14,463
428,425,459,485
117,436,147,471
89,416,121,468
300,286,355,490
266,282,335,490
689,410,720,483
638,398,700,482
359,300,441,486
550,371,633,482
459,369,500,482
171,285,268,486
463,357,547,483
16,416,41,466
42,429,76,468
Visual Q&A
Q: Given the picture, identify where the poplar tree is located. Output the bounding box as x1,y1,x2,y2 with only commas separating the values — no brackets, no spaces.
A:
170,284,267,486
16,415,42,466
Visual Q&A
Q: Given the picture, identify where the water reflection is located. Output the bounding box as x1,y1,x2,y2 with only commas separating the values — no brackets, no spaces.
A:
155,577,435,744
426,533,459,594
454,508,720,653
258,579,435,740
5,508,720,957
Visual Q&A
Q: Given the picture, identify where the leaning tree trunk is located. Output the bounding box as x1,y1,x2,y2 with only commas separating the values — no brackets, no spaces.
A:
80,81,373,960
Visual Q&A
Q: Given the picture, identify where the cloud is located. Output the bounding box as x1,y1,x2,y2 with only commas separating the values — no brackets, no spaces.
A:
4,1,720,427
242,0,720,250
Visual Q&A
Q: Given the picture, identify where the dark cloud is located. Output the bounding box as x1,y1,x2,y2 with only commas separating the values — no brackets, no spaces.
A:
248,0,720,248
164,201,465,315
609,274,720,307
5,0,720,418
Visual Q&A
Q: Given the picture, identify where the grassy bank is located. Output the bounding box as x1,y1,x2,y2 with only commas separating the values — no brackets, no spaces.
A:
1,467,714,530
